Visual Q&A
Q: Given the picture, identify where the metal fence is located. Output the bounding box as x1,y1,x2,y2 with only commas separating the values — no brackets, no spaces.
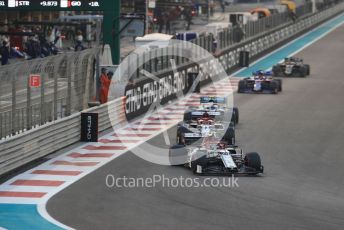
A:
216,3,313,50
120,3,314,82
0,2,322,140
0,48,100,139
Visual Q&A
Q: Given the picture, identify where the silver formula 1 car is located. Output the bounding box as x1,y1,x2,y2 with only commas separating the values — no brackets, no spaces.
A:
177,97,237,146
176,119,236,146
169,137,264,176
185,96,239,125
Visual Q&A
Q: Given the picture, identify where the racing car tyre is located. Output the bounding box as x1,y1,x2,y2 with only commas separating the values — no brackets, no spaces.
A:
232,107,239,124
292,68,305,78
183,111,192,122
244,152,262,173
270,81,279,94
272,65,283,77
238,80,247,93
304,64,310,75
275,79,282,92
169,145,188,166
223,127,235,145
176,126,189,145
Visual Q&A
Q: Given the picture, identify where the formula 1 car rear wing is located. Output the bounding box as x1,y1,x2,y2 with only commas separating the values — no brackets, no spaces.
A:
284,57,303,63
200,97,227,104
252,70,273,76
189,111,223,121
191,111,222,116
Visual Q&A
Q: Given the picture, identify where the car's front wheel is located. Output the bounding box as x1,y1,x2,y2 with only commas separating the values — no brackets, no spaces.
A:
244,152,262,174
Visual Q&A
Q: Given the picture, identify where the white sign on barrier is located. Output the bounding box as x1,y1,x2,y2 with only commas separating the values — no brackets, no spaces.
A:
148,0,156,8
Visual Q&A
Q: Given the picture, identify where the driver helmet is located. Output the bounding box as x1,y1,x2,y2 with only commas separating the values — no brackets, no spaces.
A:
211,103,219,110
203,111,210,118
217,142,226,149
257,70,265,79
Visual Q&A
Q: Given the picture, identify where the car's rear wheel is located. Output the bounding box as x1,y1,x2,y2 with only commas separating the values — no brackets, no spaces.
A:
292,69,305,78
238,80,247,93
275,79,282,92
176,133,184,145
183,111,192,122
176,126,188,145
232,107,239,124
270,81,279,94
272,65,283,77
